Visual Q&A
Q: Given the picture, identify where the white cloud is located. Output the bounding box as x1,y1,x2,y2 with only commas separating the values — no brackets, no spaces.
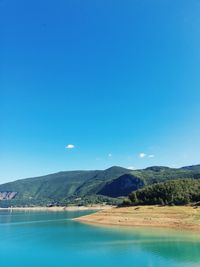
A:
127,166,135,170
108,153,112,157
66,144,75,149
139,152,155,159
148,154,155,158
139,153,146,158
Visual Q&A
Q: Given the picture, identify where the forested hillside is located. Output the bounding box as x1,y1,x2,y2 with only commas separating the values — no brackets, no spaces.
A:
129,179,200,205
0,165,200,207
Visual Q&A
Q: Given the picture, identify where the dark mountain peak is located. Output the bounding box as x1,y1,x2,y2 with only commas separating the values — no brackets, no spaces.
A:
98,173,144,197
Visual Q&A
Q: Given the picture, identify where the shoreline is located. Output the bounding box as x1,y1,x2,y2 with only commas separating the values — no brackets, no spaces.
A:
75,205,200,232
2,205,200,232
0,205,113,212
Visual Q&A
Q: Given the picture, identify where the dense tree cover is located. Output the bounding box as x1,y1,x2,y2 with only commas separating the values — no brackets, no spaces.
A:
129,179,200,205
132,166,200,185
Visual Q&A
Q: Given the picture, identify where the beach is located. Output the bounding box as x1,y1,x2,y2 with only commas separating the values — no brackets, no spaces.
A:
75,205,200,232
0,205,112,212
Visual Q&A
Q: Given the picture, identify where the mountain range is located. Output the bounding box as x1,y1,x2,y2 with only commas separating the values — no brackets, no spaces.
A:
0,165,200,207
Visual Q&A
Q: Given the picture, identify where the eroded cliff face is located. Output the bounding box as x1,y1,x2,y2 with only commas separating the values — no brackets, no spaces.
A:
0,192,17,200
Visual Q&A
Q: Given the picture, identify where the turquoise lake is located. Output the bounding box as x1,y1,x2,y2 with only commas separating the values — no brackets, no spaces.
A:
0,210,200,267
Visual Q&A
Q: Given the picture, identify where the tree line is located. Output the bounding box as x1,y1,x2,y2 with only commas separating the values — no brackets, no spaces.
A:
128,179,200,205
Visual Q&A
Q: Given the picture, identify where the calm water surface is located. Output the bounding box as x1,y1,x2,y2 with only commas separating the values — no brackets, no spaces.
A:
0,210,200,267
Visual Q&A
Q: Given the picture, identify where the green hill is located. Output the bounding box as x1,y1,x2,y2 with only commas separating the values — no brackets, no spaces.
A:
0,167,132,207
0,165,200,207
129,179,200,205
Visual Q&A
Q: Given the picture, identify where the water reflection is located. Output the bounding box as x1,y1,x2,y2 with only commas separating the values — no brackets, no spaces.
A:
0,211,200,267
76,222,200,264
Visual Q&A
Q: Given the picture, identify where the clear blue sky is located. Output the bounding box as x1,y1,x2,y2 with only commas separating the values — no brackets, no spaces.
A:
1,0,200,182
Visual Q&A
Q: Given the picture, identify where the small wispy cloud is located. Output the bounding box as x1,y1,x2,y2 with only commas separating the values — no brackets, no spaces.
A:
66,144,75,149
139,152,155,159
139,153,146,158
148,154,155,158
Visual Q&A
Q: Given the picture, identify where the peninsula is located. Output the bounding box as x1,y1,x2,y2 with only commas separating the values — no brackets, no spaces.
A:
75,205,200,232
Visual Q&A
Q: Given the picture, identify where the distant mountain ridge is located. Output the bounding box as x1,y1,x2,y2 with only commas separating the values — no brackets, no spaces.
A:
180,165,200,171
0,164,200,207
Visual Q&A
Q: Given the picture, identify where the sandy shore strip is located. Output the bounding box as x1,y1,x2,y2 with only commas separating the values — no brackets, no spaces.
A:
0,205,113,212
75,205,200,232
